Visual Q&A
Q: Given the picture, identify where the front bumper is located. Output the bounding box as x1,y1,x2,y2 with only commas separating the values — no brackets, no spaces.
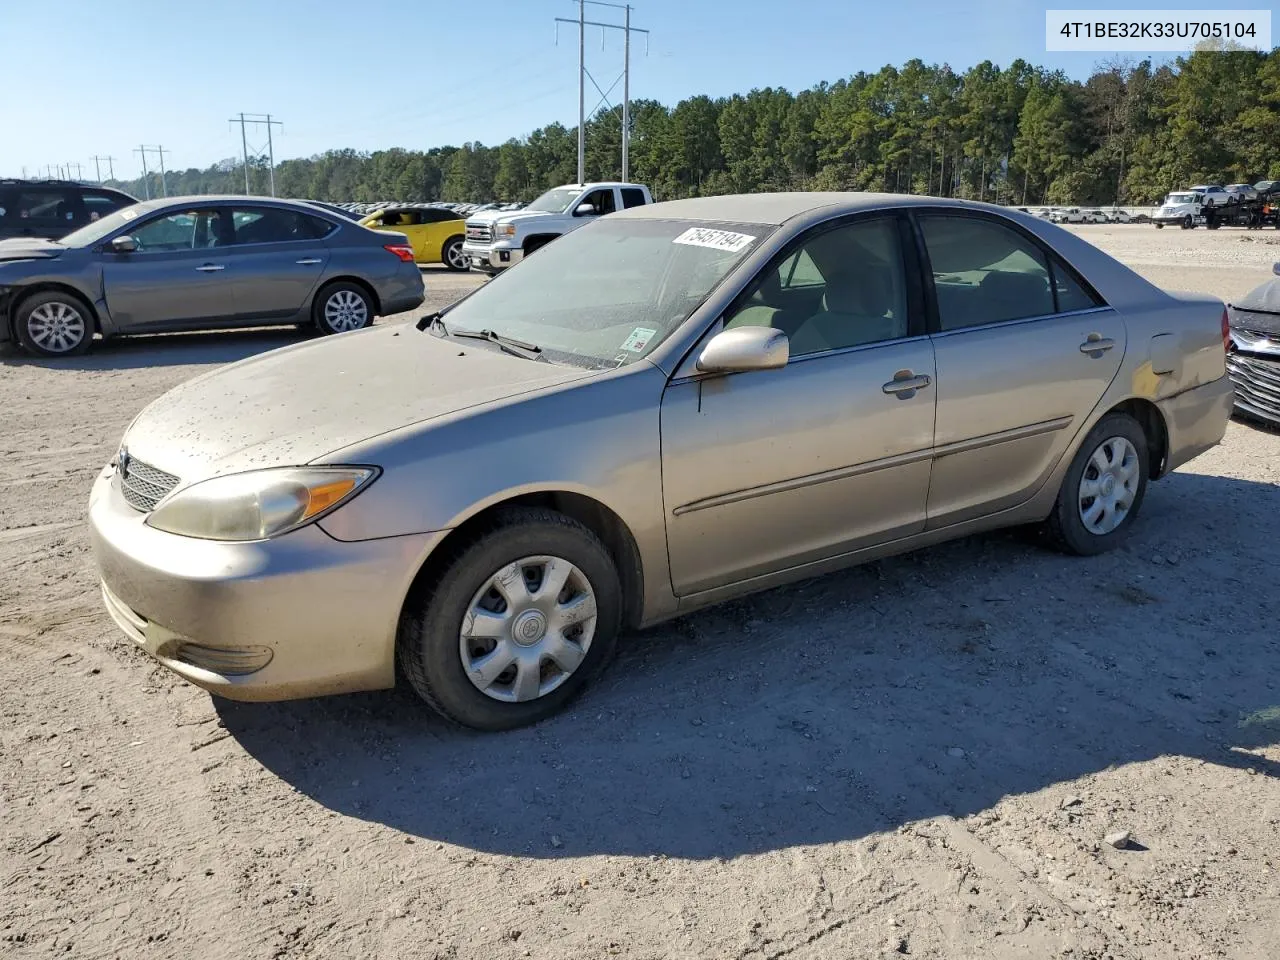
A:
88,466,441,701
1155,373,1235,473
461,242,523,271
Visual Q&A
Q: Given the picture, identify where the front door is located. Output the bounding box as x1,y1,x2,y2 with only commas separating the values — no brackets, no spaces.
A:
223,206,332,321
661,215,936,596
915,212,1126,527
100,207,238,330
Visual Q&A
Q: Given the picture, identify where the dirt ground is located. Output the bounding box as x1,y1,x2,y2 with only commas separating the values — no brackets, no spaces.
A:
2,228,1279,960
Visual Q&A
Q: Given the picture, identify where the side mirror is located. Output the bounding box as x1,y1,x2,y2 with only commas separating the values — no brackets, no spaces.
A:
109,235,137,254
696,326,789,374
573,202,595,216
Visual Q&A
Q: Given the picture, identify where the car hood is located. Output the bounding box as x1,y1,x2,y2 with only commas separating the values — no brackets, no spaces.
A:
1229,277,1280,338
0,238,65,262
121,325,592,483
468,209,560,226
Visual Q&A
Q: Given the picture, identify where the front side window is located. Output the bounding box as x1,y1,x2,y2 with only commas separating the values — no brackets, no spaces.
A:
130,209,226,251
919,215,1055,331
438,218,771,368
723,217,908,357
577,189,616,216
82,191,130,223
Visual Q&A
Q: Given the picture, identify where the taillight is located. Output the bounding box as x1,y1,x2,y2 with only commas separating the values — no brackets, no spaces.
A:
384,244,415,263
1222,307,1231,352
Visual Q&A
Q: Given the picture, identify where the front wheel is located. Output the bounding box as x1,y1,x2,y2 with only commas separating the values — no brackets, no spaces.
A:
441,236,468,272
313,281,374,335
1042,413,1149,556
15,291,93,357
398,508,622,731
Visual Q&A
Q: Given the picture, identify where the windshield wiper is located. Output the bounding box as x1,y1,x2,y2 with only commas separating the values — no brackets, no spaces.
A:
449,328,544,360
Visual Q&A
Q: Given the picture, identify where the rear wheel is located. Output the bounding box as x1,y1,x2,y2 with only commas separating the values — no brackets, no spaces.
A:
1042,413,1149,556
15,290,93,357
442,236,468,272
398,508,622,731
313,281,373,335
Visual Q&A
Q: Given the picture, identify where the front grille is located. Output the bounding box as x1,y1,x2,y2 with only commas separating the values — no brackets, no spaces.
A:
465,221,492,243
1227,351,1280,423
119,456,180,512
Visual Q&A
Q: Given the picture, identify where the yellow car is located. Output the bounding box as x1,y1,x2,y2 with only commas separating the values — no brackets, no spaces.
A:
359,206,468,270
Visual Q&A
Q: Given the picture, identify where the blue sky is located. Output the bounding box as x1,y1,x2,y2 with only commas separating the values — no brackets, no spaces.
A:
2,0,1199,179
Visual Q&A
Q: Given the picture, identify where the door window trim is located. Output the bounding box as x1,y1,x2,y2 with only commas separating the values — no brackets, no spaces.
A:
906,207,1109,336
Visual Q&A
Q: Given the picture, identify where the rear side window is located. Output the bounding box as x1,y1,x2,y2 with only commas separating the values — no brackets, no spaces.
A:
231,207,333,243
82,190,130,223
620,187,647,209
15,190,78,227
1052,261,1105,312
919,215,1055,331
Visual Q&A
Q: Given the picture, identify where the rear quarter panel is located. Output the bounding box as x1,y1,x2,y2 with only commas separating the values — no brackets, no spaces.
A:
324,226,422,314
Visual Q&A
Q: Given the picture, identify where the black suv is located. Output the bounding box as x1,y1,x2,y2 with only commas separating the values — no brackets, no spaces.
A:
0,179,138,241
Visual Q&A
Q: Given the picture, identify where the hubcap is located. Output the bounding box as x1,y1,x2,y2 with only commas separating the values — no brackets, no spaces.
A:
446,241,466,269
1078,436,1140,535
324,290,368,332
27,302,86,353
459,555,598,703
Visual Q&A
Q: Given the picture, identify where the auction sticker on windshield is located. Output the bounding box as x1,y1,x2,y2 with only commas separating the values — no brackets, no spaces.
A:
672,227,756,253
620,327,658,352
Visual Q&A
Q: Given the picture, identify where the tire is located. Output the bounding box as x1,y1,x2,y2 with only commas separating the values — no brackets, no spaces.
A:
1154,222,1164,229
1042,413,1149,556
14,290,94,357
1181,215,1193,229
398,507,623,731
313,281,374,335
441,235,468,272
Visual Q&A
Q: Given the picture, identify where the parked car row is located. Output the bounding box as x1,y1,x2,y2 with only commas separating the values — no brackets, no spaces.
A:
1012,205,1140,224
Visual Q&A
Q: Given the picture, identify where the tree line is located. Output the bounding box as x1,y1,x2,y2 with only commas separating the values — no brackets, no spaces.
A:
107,46,1279,207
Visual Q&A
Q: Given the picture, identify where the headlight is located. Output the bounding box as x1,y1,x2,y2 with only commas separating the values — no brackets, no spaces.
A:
146,466,378,541
495,222,516,238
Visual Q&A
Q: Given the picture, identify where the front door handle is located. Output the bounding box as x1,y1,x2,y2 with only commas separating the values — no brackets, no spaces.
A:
882,370,932,397
1079,334,1115,355
195,263,225,272
295,257,322,265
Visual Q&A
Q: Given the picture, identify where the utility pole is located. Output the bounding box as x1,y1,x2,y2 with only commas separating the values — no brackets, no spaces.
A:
135,146,151,200
555,1,648,185
67,161,83,181
229,113,283,195
135,146,168,196
93,155,117,182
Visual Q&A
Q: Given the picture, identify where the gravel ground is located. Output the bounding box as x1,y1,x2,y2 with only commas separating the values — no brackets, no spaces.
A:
2,232,1279,960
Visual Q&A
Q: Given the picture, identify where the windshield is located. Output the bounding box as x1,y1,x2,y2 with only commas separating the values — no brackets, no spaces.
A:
439,218,771,368
57,205,143,247
1166,193,1197,204
524,187,580,214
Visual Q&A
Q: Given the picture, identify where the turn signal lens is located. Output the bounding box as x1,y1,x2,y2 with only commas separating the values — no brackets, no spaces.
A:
384,244,415,262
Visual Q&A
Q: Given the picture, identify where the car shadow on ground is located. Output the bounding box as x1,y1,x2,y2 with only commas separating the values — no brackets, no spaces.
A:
0,327,311,371
217,470,1280,861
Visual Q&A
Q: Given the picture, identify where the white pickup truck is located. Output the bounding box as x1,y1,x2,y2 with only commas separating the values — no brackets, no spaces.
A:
462,181,653,272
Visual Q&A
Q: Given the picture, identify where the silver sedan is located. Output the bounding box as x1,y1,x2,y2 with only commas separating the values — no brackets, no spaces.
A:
89,192,1234,730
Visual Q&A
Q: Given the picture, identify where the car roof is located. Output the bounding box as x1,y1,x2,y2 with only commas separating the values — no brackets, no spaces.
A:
611,191,1037,226
119,195,342,217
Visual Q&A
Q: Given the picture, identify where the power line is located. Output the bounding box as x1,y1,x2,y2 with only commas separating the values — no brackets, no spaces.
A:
555,1,648,183
229,113,283,196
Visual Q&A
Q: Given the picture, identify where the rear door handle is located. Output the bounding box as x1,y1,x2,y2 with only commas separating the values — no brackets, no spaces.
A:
882,371,932,396
1079,334,1115,355
195,263,225,272
296,258,322,265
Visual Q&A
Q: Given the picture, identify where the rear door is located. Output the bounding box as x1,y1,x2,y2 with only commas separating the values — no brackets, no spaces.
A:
100,206,238,330
915,211,1124,528
222,206,334,321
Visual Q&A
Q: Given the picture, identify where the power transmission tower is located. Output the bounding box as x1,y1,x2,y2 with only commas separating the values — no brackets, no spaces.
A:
67,161,83,181
229,113,283,196
93,155,117,182
135,146,168,197
555,1,648,184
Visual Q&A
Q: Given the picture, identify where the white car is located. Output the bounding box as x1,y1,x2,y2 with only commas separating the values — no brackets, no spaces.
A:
1189,185,1231,207
1050,207,1085,224
1226,183,1258,202
1080,208,1107,224
1105,209,1133,224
